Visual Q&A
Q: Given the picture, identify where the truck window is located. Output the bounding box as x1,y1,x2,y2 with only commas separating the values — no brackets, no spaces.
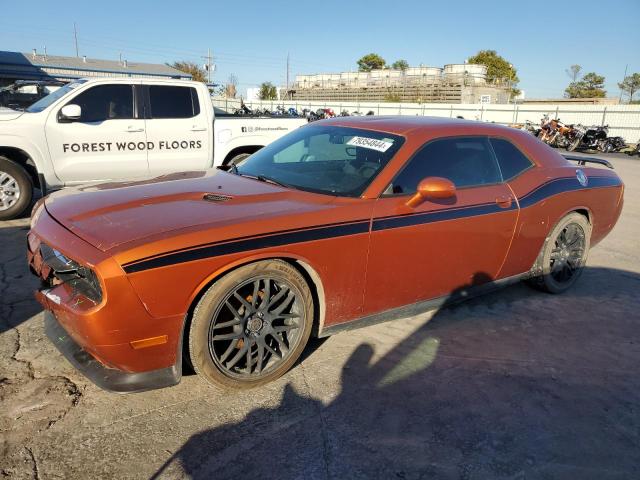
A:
69,84,134,122
148,86,200,119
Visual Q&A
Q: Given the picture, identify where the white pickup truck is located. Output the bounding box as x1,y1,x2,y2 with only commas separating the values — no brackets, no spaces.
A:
0,78,306,219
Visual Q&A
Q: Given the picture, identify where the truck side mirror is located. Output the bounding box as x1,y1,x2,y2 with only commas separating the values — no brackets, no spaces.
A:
406,177,456,208
59,104,82,122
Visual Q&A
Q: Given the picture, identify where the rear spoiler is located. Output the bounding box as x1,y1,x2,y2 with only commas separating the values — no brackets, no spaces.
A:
563,154,614,169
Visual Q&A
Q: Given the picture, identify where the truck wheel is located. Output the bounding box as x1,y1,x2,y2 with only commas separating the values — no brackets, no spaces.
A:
0,156,33,221
228,153,251,166
526,212,591,294
188,260,313,389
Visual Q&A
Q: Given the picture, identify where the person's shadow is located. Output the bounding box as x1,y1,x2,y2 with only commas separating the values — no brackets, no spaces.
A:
152,267,640,479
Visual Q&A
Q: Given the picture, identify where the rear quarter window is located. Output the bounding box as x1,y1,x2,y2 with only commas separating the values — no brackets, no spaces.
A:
490,138,533,181
148,86,200,119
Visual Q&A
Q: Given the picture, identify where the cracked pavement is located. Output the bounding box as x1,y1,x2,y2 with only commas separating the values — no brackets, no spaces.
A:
1,154,639,479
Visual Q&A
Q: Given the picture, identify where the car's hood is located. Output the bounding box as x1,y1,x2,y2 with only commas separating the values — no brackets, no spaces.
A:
0,108,25,121
44,170,336,252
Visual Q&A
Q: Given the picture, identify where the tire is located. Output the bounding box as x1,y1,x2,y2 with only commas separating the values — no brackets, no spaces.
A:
227,152,252,167
567,137,581,152
188,260,313,389
0,156,33,221
526,212,591,293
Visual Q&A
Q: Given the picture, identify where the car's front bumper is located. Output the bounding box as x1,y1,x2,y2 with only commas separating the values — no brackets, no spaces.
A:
28,205,185,393
44,310,181,393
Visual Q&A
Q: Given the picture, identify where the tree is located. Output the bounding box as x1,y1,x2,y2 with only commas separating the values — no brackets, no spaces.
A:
618,73,640,103
391,59,409,71
467,50,520,97
566,64,582,82
170,61,207,82
225,74,238,98
565,72,606,98
357,53,386,72
258,81,278,100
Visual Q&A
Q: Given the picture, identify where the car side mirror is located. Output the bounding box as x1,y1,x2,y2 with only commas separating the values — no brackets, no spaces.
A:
59,104,81,122
406,177,456,208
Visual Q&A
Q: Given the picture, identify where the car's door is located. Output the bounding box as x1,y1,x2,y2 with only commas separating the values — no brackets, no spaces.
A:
363,136,519,316
45,82,149,184
144,84,211,175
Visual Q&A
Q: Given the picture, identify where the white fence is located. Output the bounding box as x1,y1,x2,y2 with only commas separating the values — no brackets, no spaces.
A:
212,97,640,142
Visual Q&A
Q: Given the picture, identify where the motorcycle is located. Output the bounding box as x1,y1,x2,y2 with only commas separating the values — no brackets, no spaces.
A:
565,124,585,151
538,114,553,143
566,125,608,152
626,140,640,157
598,136,626,153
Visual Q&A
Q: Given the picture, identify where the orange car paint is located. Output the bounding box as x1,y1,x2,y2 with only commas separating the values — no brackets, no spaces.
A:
28,117,624,383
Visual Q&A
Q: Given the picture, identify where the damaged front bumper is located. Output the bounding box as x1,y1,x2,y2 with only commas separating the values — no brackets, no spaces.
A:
44,310,181,393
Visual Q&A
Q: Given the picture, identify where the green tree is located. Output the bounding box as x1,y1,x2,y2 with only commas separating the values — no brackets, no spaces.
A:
566,64,582,82
357,53,386,72
618,73,640,103
565,72,607,98
170,61,207,82
391,59,409,71
467,50,520,97
258,81,278,100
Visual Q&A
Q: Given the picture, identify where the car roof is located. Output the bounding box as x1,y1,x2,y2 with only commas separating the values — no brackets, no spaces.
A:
317,115,516,136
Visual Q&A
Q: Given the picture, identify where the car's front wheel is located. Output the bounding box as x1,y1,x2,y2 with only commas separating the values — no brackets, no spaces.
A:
189,260,313,389
527,212,591,293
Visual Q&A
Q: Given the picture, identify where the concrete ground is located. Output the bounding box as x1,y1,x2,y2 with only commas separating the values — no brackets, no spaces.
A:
1,153,639,479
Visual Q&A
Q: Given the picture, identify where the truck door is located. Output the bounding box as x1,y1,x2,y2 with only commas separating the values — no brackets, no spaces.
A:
143,85,211,175
45,82,149,184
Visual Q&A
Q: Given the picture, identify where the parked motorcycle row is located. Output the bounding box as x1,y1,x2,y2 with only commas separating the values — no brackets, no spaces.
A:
513,114,634,154
233,105,640,154
233,103,376,122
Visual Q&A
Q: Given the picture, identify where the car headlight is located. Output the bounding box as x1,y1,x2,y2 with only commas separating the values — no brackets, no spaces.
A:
40,244,103,304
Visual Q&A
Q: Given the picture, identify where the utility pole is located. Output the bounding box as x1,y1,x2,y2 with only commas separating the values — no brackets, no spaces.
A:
202,48,213,84
73,23,79,57
286,52,290,92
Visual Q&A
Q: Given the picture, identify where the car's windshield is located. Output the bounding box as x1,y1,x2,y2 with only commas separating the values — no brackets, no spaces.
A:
236,125,404,197
26,80,86,113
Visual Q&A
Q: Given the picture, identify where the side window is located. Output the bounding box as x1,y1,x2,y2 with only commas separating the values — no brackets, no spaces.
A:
391,137,501,194
148,86,199,119
69,84,134,122
490,138,533,181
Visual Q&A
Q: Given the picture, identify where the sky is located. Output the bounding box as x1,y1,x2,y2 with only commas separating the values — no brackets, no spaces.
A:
1,0,638,100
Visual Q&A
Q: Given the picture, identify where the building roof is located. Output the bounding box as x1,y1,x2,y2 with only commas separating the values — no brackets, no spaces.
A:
0,50,191,79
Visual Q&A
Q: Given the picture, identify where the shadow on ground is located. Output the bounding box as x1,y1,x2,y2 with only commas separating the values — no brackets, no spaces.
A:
152,266,640,480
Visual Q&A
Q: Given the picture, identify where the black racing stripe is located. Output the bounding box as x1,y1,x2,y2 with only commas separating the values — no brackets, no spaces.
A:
518,176,621,209
122,217,371,268
372,202,514,231
123,175,621,273
123,221,370,274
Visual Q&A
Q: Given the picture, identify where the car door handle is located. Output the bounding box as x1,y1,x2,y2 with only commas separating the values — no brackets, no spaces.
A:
190,126,207,132
495,195,513,208
125,127,144,133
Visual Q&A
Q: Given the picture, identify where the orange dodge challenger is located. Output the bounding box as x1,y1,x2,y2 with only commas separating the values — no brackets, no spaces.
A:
27,117,624,393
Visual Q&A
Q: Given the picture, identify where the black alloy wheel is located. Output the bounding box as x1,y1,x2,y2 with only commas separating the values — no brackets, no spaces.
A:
189,260,313,388
548,223,586,284
527,212,591,293
208,276,303,379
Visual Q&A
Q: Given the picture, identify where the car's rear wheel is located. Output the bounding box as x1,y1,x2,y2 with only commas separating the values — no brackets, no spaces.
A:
0,156,33,221
189,260,313,389
527,212,591,293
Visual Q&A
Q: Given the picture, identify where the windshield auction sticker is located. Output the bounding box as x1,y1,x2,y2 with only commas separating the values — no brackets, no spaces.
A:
347,136,393,152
